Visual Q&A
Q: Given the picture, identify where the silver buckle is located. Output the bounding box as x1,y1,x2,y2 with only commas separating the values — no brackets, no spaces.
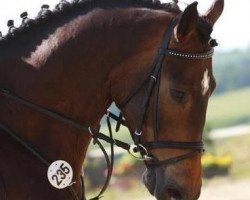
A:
128,144,152,161
88,127,93,136
135,130,142,136
150,75,157,82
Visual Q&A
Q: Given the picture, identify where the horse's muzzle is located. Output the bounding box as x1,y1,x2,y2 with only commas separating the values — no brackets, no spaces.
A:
142,166,201,200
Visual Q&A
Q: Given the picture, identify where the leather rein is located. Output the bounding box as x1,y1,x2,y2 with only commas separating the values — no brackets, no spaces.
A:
0,16,213,200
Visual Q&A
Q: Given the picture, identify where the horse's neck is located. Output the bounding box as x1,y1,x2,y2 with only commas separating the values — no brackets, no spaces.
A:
0,7,171,178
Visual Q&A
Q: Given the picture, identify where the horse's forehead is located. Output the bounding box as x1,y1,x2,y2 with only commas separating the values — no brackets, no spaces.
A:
167,61,211,85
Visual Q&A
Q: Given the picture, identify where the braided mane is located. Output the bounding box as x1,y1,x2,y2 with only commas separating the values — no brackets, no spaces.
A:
0,0,179,46
0,0,213,55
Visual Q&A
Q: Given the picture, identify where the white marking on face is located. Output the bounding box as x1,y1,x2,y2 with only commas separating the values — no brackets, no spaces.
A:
201,69,210,96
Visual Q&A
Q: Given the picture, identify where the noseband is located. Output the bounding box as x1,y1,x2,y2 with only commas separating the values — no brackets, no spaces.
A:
0,16,213,200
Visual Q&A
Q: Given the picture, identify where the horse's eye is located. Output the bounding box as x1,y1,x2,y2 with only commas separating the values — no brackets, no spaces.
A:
169,88,187,103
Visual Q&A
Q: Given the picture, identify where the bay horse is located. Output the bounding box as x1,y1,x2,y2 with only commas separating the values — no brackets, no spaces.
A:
0,0,224,200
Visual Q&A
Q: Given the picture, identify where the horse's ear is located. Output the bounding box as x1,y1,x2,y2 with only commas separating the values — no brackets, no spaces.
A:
175,2,198,42
203,0,224,25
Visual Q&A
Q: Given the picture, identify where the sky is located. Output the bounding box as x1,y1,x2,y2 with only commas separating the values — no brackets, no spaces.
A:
0,0,249,51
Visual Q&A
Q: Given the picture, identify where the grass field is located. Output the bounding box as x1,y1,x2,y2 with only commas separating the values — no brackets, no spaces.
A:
206,87,250,128
213,134,250,179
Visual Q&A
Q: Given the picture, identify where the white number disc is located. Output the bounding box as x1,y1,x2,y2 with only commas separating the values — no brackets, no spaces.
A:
47,160,73,189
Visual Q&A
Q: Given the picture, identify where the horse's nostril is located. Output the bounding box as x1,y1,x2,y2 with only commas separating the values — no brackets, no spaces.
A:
167,188,182,200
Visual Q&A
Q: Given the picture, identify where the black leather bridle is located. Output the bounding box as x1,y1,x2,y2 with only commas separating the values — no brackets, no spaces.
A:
0,16,213,200
116,16,212,166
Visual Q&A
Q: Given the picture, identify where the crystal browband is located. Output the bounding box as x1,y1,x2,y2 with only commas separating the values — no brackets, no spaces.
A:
166,48,214,59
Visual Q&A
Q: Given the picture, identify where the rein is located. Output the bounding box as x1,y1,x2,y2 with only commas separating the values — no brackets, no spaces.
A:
0,90,131,200
0,15,213,200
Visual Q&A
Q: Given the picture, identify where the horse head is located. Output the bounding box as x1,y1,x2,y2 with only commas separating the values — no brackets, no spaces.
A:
111,0,224,199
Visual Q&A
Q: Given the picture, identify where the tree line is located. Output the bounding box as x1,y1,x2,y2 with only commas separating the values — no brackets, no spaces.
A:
213,48,250,94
